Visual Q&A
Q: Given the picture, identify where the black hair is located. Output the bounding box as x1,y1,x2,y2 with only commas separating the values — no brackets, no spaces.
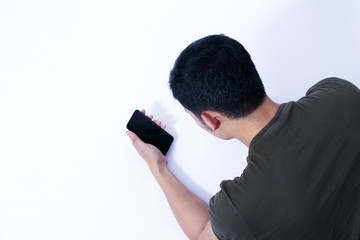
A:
169,34,266,119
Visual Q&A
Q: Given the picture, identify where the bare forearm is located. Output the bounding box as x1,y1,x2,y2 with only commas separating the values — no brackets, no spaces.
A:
151,163,210,240
126,121,216,239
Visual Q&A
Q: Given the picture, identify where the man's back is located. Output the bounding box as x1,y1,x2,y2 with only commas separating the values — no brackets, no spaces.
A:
209,78,360,239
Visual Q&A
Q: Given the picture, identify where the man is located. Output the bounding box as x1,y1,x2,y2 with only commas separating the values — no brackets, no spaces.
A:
126,34,360,239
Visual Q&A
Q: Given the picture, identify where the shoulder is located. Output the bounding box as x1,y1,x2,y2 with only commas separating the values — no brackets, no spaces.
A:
297,77,360,112
306,77,360,96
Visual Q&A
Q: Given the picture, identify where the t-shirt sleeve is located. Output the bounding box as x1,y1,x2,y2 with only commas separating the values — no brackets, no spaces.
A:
208,180,255,240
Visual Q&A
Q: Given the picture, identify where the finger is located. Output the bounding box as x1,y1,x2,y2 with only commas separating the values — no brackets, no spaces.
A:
154,120,161,126
140,109,153,120
160,125,166,130
126,131,144,149
126,130,138,142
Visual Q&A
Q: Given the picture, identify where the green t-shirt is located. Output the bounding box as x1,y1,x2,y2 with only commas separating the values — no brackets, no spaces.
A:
209,78,360,240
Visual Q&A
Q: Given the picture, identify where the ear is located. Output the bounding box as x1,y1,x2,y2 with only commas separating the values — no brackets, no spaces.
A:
201,111,221,131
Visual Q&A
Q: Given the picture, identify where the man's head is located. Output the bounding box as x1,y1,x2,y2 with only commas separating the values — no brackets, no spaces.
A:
169,34,266,122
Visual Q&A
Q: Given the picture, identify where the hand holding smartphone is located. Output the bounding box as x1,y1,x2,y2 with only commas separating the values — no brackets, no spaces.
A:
126,110,174,155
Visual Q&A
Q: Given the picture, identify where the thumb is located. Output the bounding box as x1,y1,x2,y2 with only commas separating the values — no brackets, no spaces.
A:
126,131,144,149
126,130,137,141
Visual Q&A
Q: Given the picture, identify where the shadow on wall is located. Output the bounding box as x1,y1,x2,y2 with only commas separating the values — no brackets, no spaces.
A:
150,101,212,202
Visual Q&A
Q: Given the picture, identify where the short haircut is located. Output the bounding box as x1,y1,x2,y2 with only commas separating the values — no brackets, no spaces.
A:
169,34,266,119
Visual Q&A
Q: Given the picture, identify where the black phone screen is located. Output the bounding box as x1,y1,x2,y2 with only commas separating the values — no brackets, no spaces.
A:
126,110,174,155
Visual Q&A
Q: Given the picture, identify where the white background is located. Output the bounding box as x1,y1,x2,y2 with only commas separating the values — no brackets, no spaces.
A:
1,0,359,239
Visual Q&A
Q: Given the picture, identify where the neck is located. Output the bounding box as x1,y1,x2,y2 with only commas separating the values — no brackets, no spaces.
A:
233,97,280,147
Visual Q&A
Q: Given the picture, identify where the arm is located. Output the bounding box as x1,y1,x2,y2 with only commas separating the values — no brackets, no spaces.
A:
126,111,217,240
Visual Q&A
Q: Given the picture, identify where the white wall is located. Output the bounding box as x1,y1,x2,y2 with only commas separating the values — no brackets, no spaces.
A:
0,0,359,239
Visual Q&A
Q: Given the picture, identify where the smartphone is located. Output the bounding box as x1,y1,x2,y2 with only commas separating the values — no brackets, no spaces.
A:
126,110,174,155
